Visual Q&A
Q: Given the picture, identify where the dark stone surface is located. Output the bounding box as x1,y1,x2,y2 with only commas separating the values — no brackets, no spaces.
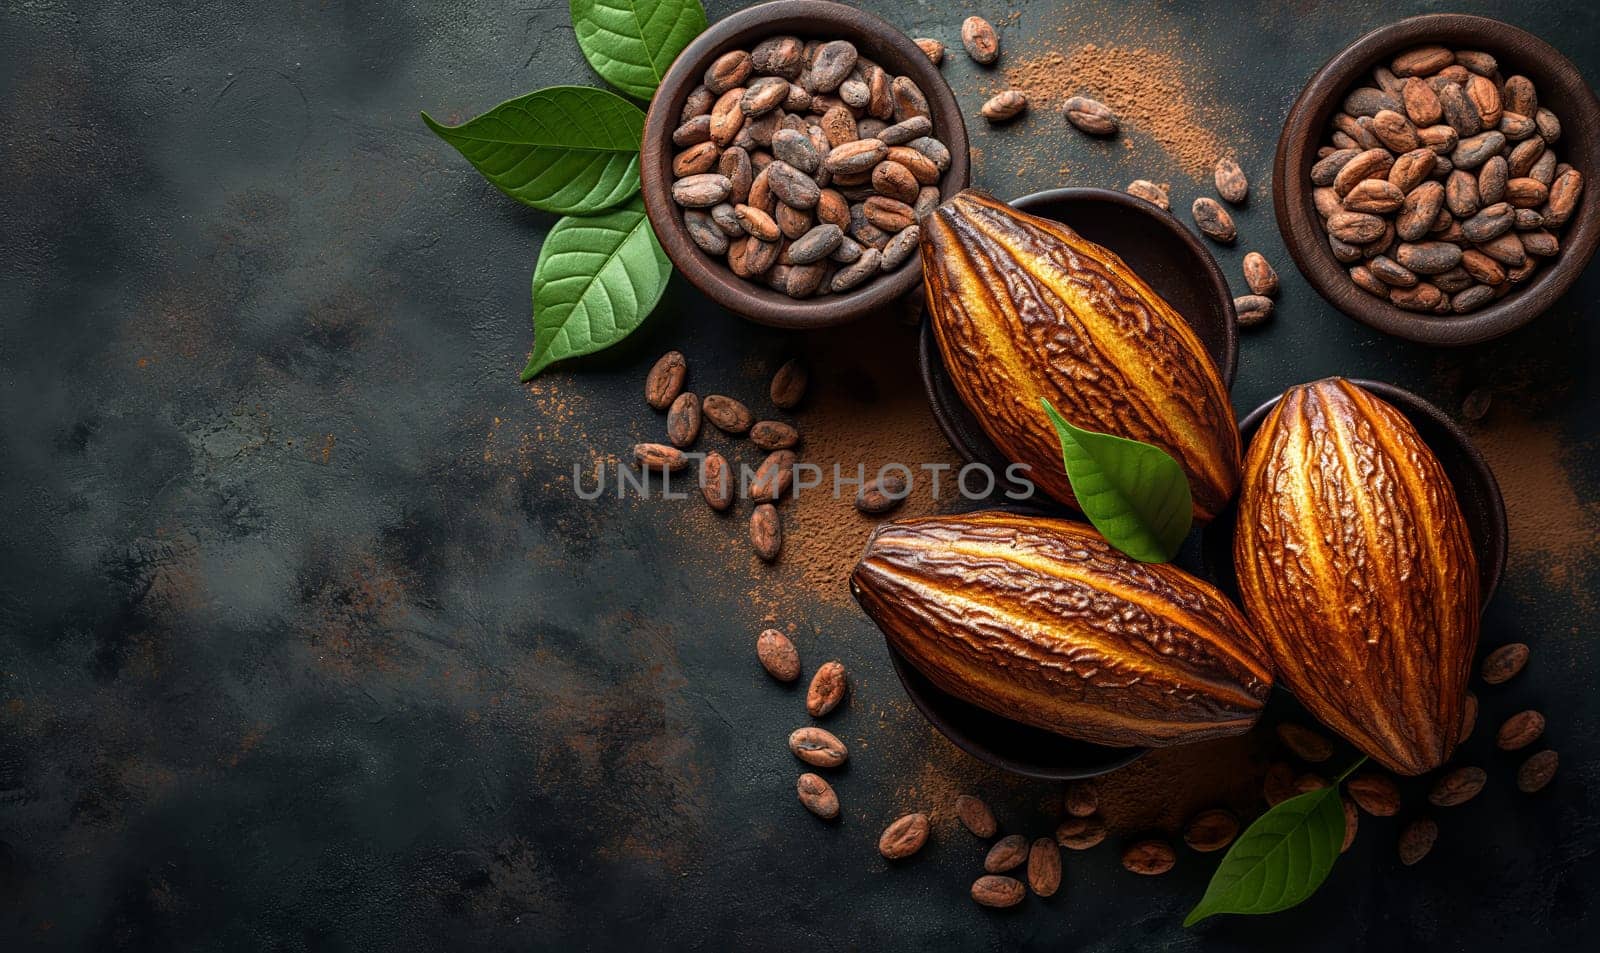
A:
1,1,1596,950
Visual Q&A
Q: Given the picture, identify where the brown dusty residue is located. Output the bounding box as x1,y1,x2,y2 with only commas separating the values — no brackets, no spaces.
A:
1471,419,1600,603
1094,733,1270,835
1004,43,1228,180
761,313,965,613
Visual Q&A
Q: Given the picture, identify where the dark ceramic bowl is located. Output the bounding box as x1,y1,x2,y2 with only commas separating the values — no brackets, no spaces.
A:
1275,14,1600,346
919,187,1238,482
639,0,970,329
1200,379,1507,608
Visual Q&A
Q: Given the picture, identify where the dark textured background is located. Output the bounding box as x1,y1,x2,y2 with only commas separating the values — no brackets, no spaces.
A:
2,1,1597,950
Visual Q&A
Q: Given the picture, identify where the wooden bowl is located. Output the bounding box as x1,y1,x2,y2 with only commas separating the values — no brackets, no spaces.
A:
639,0,970,329
1274,14,1600,346
1200,379,1507,608
918,187,1238,486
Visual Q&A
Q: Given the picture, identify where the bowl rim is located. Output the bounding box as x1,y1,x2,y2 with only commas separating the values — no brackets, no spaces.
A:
639,0,971,329
1207,377,1508,606
918,186,1239,477
1273,13,1600,346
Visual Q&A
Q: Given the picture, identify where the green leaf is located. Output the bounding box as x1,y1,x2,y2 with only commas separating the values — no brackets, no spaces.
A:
1184,785,1346,926
570,0,708,100
1040,399,1193,563
522,197,672,381
422,86,644,215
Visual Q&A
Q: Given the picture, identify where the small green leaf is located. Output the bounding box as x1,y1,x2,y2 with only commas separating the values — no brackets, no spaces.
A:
522,198,672,381
1040,399,1193,562
570,0,708,100
422,86,644,215
1184,785,1346,926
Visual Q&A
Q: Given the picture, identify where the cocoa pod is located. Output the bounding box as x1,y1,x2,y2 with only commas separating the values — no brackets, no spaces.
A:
644,351,687,409
1027,838,1061,897
1347,772,1401,816
955,794,997,838
1428,766,1486,806
666,392,701,447
971,875,1024,908
1398,817,1438,865
960,16,1000,65
1122,839,1176,875
756,628,800,681
1183,809,1239,852
1056,816,1107,850
796,772,839,819
852,513,1272,747
921,192,1241,521
788,726,848,768
1496,710,1545,751
879,813,931,859
1234,379,1479,775
750,503,782,561
1517,750,1558,793
1481,642,1529,684
806,660,847,717
984,834,1029,873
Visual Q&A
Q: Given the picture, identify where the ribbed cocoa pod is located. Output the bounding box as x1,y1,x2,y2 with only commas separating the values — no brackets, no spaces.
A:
1234,378,1479,775
851,511,1272,747
921,190,1240,522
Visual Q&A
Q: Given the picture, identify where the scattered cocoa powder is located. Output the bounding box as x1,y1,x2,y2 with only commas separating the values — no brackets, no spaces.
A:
1004,43,1228,179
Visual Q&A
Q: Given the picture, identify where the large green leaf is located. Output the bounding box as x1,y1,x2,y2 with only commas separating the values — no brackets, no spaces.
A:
1040,399,1193,563
522,198,671,381
1184,785,1346,926
421,86,644,215
570,0,707,100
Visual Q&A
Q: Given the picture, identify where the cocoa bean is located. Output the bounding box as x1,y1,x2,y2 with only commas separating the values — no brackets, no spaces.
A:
633,442,688,472
1508,136,1546,178
1347,773,1402,816
756,627,799,680
796,772,839,819
751,36,804,78
750,503,782,560
1344,178,1406,213
886,146,940,185
700,451,733,512
863,196,917,232
878,116,932,147
806,40,857,94
1183,809,1240,852
1345,86,1400,118
1064,95,1118,135
1402,77,1443,126
1502,75,1537,118
1056,815,1107,850
1446,169,1481,217
1477,155,1508,204
706,51,752,94
1349,264,1388,296
672,172,733,208
1418,123,1458,154
955,794,997,837
1481,642,1529,684
1371,109,1420,152
1477,231,1526,267
879,813,931,859
709,88,746,147
750,420,800,451
1451,130,1504,169
1063,780,1098,817
1544,168,1584,227
824,138,888,175
1466,74,1502,126
1396,240,1463,274
751,449,796,502
1276,722,1334,762
1456,50,1498,75
1234,295,1273,327
1398,818,1438,865
915,38,944,65
961,16,1000,65
1191,197,1237,243
1536,107,1561,143
984,834,1029,873
735,203,781,242
1460,691,1479,741
1122,839,1176,875
880,225,920,271
971,876,1024,908
1327,210,1386,244
1127,179,1171,209
673,114,713,147
1517,750,1558,793
770,359,807,410
831,248,881,291
1520,229,1559,257
1505,177,1548,208
685,210,729,255
1438,82,1482,137
1498,111,1536,141
981,90,1028,122
771,128,820,174
891,76,929,123
1214,157,1248,203
776,203,812,241
1392,45,1453,77
1389,148,1437,194
1370,255,1419,287
666,392,701,447
820,104,857,148
856,471,909,514
765,160,820,209
1461,202,1515,242
1451,284,1495,313
788,726,848,768
1390,282,1445,312
1027,838,1061,896
806,660,847,717
1428,766,1486,807
1334,148,1394,196
1242,251,1280,296
644,351,687,410
682,85,714,123
783,224,843,264
1496,710,1545,751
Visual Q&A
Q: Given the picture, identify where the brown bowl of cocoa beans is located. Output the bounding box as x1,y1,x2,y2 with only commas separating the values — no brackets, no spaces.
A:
1274,14,1599,346
640,0,969,328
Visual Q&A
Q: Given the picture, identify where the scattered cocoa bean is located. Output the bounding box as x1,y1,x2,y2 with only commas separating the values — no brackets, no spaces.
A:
1398,817,1438,865
1122,839,1176,875
1234,294,1274,327
981,90,1028,122
1428,766,1487,807
879,813,931,859
806,660,847,717
915,38,944,65
1064,95,1118,136
985,834,1029,873
1347,773,1401,816
1192,197,1237,243
960,16,999,65
750,420,800,451
1517,750,1558,793
1243,252,1279,297
788,726,848,768
1497,710,1545,751
856,471,909,514
700,451,733,512
756,628,800,681
955,794,997,838
645,351,687,410
1055,815,1107,850
1026,838,1061,897
634,442,688,471
702,394,754,434
666,392,701,447
1481,642,1529,684
1214,157,1249,203
750,503,782,560
1126,179,1170,210
971,875,1024,908
797,772,839,819
1340,796,1359,853
1460,691,1479,742
1183,809,1239,853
